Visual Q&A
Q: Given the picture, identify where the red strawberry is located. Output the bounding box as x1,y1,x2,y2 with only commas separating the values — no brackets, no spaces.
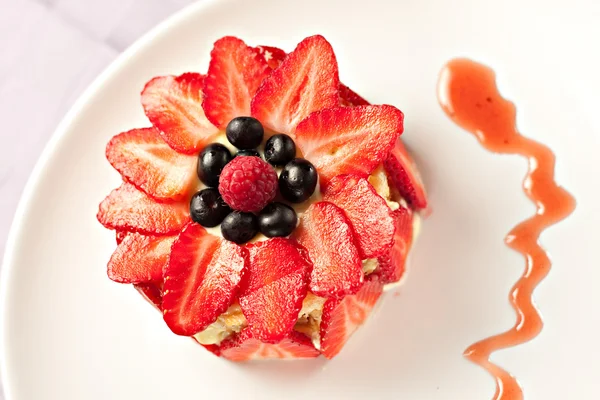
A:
251,35,340,135
339,83,370,106
376,206,414,283
295,105,403,187
97,183,190,235
384,138,428,209
322,175,395,259
238,238,312,343
108,233,176,283
255,45,286,69
293,202,363,298
106,127,198,201
163,223,247,336
134,281,163,310
202,37,271,129
220,328,319,361
320,277,384,359
141,73,220,154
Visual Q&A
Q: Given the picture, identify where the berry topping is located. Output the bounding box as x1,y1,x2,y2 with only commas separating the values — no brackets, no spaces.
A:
294,202,363,298
163,223,247,336
220,211,259,244
320,277,384,359
234,149,261,158
106,127,198,201
197,143,232,187
384,138,428,210
295,105,403,187
97,183,190,235
255,45,287,70
141,73,219,154
190,188,231,228
264,133,296,166
108,233,176,283
278,158,318,203
218,156,278,212
239,238,312,343
134,282,163,310
323,175,395,259
220,329,319,361
376,206,414,283
203,37,270,129
251,35,340,135
258,202,298,238
226,116,264,149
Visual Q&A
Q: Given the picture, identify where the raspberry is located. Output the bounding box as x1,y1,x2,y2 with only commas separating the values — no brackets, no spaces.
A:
218,156,278,213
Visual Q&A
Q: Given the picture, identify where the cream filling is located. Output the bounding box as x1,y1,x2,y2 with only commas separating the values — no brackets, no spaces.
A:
194,157,420,345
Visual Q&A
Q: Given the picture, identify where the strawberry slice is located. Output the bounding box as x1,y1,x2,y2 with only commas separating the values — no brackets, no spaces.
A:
384,138,428,209
294,202,363,298
97,183,190,235
202,37,271,129
255,45,369,108
320,277,384,359
115,230,128,244
251,35,340,135
295,105,403,187
220,328,319,361
108,233,176,283
376,206,414,283
106,127,198,201
322,175,395,259
255,45,287,69
238,238,312,343
141,73,220,154
339,83,370,106
163,223,247,336
134,281,163,310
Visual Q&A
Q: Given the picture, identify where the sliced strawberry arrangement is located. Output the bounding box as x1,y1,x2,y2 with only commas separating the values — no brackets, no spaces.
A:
106,127,198,201
322,174,395,259
220,328,319,361
115,230,128,245
238,238,312,343
320,277,384,359
108,233,176,283
255,45,286,69
295,105,403,186
141,73,219,154
162,223,247,336
203,37,270,129
97,183,190,235
377,206,414,283
339,83,370,106
251,35,340,135
134,281,163,310
294,202,363,298
384,138,428,210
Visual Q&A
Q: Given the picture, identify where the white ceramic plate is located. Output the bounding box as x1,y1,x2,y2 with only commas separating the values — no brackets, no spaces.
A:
2,0,599,398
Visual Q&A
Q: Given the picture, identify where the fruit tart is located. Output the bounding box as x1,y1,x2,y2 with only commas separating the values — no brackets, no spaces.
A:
97,35,428,361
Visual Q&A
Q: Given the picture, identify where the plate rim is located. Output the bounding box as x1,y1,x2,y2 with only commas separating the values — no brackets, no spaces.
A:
0,0,222,397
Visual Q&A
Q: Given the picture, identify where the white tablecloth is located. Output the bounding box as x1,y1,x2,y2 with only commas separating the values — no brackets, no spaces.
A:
0,1,196,397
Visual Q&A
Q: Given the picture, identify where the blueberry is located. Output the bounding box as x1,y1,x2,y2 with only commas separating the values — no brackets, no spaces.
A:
226,117,264,150
221,211,259,244
197,143,232,187
234,149,261,158
190,189,231,228
264,134,296,166
279,158,318,203
258,203,298,237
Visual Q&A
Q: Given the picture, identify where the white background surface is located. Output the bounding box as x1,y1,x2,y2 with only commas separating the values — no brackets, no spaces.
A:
0,1,195,398
1,0,599,399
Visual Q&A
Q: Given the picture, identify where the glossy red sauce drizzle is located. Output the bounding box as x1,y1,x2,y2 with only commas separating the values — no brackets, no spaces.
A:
437,59,576,399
